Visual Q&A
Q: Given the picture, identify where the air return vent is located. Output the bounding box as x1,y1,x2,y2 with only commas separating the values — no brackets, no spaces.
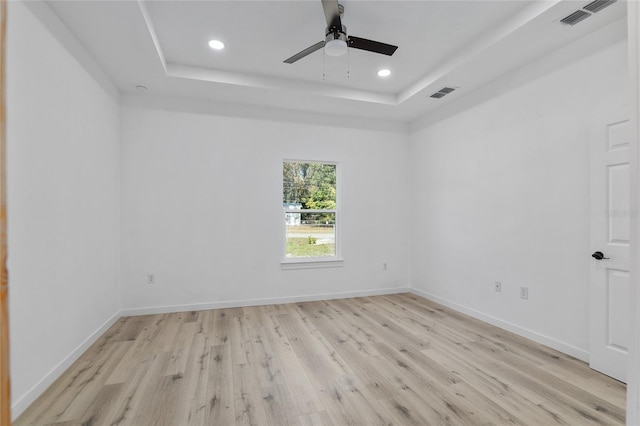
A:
560,10,591,26
583,0,616,13
430,87,456,99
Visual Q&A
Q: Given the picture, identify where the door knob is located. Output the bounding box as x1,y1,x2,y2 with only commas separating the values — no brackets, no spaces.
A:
592,251,610,260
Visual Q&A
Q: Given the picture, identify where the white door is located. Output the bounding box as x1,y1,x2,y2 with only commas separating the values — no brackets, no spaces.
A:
590,103,631,383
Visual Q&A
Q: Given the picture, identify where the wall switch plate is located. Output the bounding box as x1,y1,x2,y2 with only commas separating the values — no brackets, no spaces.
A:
495,281,502,292
520,287,528,299
147,273,155,285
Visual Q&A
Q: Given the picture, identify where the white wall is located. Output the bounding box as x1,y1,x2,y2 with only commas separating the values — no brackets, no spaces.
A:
120,96,409,312
409,36,628,359
7,1,121,414
5,0,631,419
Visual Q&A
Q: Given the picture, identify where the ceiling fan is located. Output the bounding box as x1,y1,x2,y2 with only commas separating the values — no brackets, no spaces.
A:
283,0,398,64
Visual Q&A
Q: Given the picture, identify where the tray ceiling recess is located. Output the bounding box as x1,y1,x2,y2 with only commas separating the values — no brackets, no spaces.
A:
41,0,628,122
137,0,567,106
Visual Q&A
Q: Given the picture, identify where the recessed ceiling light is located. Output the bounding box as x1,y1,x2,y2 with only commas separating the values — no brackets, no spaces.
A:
377,69,391,78
208,39,225,50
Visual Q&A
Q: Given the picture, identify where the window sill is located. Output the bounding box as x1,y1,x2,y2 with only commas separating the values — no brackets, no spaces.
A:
281,258,344,270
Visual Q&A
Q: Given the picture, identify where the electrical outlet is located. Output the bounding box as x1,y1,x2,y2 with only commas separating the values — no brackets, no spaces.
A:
520,287,528,300
495,281,502,292
147,273,155,285
383,262,388,271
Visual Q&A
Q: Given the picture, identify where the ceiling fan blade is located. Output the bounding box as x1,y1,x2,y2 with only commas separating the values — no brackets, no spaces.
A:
321,0,342,30
348,36,398,56
283,41,325,64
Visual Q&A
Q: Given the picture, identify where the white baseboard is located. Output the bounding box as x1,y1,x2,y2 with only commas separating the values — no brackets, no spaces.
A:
11,287,408,419
18,286,587,421
11,310,122,420
409,287,590,362
121,287,410,317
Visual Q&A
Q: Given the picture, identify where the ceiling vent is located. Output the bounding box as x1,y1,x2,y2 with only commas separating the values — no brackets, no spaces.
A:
430,87,456,99
561,0,616,26
583,0,617,13
561,10,591,26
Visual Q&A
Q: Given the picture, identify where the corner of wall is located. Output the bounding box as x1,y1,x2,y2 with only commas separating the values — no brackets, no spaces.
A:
22,1,119,102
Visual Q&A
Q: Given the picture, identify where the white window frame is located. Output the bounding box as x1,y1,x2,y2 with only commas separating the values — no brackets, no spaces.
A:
281,160,343,269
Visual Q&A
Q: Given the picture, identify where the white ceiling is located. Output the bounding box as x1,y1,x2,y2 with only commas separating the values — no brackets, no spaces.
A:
44,0,627,124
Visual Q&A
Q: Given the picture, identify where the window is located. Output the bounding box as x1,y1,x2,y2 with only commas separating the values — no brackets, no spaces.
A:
282,161,339,264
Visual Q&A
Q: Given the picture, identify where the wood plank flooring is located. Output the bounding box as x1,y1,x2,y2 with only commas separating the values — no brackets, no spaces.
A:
14,293,626,425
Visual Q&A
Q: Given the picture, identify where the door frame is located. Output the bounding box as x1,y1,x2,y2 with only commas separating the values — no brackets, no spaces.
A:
0,0,8,423
627,1,640,423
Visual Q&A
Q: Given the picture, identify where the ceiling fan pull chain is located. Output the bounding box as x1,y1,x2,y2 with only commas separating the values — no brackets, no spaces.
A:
323,49,326,81
347,47,350,79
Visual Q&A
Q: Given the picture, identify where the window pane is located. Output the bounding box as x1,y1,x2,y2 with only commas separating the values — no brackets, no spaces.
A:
283,162,336,209
285,212,335,258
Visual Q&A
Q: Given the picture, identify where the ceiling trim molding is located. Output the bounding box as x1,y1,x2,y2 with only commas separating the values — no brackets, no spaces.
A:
137,0,562,108
121,93,410,135
397,0,562,104
409,17,628,133
138,0,167,74
165,62,398,105
23,1,119,102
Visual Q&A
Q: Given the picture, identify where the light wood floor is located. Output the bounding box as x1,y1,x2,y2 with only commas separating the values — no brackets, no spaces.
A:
15,293,626,425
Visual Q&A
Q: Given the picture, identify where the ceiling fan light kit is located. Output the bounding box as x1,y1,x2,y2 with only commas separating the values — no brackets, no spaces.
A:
325,24,348,56
325,39,348,57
